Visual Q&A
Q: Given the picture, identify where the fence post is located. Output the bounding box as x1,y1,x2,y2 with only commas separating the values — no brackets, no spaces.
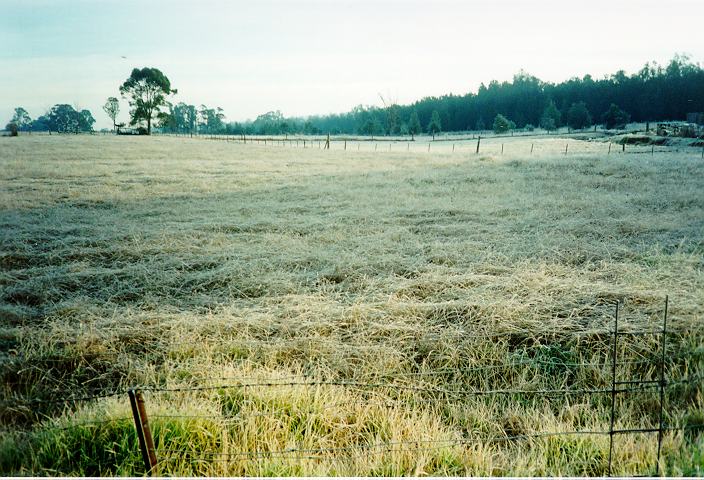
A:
129,389,157,475
608,301,619,477
501,143,504,155
565,143,568,155
476,136,481,154
608,143,611,155
655,295,668,476
530,143,534,154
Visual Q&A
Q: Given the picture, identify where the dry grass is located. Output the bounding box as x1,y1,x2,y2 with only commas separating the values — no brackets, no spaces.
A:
0,134,702,476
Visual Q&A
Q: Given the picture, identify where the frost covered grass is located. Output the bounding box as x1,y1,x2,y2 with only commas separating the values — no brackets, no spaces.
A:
0,135,702,475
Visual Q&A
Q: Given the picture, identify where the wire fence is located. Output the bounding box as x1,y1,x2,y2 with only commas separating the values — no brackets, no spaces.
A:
156,130,704,158
4,297,703,476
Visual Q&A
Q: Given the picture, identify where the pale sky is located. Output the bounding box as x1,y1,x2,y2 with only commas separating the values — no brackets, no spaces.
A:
1,0,703,129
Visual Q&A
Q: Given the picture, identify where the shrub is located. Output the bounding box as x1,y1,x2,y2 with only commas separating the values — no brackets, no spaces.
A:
601,104,630,129
493,114,512,134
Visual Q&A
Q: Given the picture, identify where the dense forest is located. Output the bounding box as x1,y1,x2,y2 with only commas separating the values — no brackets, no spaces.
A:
218,54,704,136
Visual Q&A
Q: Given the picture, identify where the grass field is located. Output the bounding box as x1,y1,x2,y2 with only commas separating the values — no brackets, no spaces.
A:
1,134,702,476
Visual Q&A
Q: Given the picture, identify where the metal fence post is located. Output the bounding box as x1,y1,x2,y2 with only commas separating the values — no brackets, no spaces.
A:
608,301,619,477
656,295,668,475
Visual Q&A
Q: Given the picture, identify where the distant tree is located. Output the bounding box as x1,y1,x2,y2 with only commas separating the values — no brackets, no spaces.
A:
77,109,96,133
9,107,32,132
427,110,442,139
524,123,535,132
493,114,512,134
475,117,486,131
31,115,51,133
407,110,421,140
601,103,631,129
5,123,18,136
359,118,383,136
45,104,95,133
157,109,175,131
566,102,592,130
540,100,561,132
47,104,80,133
378,93,402,135
184,104,197,133
303,120,316,135
198,105,225,134
102,97,120,132
119,67,177,135
252,110,286,135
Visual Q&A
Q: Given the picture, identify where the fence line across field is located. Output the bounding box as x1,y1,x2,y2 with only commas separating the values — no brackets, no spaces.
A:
158,131,703,157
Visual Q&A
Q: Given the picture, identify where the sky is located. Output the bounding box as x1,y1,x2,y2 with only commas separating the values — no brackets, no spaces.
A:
1,0,703,129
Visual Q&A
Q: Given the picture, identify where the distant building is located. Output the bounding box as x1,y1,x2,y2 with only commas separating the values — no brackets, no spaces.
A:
686,112,704,125
657,122,699,138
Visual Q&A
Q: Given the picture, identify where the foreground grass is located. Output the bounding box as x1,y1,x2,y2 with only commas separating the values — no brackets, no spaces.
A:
1,135,702,475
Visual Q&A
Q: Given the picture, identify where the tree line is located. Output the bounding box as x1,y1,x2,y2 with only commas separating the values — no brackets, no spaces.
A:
5,105,95,134
256,54,702,136
5,54,702,136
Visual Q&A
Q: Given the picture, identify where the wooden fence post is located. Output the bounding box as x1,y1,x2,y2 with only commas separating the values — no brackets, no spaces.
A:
129,389,157,475
476,136,481,154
